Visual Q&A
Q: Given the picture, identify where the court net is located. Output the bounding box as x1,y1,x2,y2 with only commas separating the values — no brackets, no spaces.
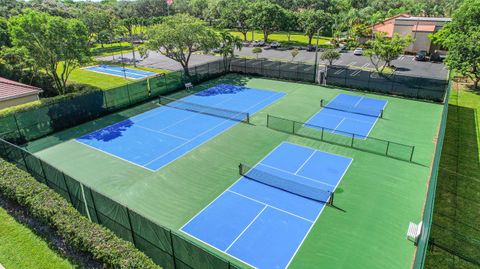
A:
239,163,334,205
159,96,250,123
320,99,384,118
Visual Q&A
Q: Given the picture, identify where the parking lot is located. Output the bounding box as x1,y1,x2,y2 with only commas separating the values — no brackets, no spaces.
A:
99,48,448,80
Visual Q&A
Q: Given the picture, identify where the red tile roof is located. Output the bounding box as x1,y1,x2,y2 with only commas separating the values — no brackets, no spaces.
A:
0,77,42,101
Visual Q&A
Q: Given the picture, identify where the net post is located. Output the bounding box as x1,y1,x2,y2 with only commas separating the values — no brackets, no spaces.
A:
351,134,355,147
238,163,243,175
329,192,334,206
386,141,390,156
410,146,415,162
292,120,295,134
321,127,324,141
320,99,323,107
246,113,250,124
380,109,384,118
267,114,270,127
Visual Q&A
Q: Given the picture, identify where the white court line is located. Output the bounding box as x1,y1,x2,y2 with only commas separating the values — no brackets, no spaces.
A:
179,142,287,231
224,205,267,252
135,125,189,141
353,96,365,107
257,163,335,189
180,142,352,269
75,140,156,172
294,151,316,175
144,92,284,167
228,190,314,223
284,156,353,269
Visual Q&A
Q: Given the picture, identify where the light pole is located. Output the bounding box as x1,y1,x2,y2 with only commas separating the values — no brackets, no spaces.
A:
313,28,320,82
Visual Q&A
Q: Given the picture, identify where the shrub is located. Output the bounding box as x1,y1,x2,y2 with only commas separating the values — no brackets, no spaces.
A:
0,159,161,269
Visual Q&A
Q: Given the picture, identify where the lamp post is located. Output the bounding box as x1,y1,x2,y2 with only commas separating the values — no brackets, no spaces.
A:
313,28,320,82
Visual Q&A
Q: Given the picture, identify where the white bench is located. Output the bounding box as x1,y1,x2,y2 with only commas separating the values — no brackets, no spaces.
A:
185,82,193,91
407,221,422,244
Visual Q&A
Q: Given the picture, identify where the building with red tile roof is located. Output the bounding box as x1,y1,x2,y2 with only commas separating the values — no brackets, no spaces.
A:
372,14,451,53
0,77,43,110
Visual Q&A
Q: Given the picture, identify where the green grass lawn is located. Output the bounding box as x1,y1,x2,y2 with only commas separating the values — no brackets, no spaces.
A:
59,64,169,90
91,42,134,57
0,207,72,269
229,30,332,47
425,80,480,269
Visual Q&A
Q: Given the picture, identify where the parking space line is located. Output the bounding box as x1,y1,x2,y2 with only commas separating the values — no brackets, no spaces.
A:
348,61,357,66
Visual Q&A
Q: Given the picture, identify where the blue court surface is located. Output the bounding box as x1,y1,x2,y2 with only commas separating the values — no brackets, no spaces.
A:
306,93,387,138
83,64,156,79
76,84,285,171
181,142,352,269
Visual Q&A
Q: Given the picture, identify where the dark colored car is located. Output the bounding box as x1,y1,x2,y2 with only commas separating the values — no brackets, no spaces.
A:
415,50,428,61
306,45,317,52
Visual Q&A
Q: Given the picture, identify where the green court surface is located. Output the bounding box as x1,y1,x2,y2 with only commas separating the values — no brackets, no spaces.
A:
29,74,444,269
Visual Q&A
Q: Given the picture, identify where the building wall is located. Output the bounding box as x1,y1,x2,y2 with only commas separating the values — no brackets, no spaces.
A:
411,32,432,52
0,94,39,110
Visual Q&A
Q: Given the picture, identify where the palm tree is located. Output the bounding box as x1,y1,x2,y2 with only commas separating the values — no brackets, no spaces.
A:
217,31,243,72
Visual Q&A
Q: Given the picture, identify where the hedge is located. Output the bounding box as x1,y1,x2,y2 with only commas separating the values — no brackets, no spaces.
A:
0,158,161,269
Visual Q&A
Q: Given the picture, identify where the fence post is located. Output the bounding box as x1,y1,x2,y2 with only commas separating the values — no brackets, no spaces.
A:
126,82,132,106
169,231,178,269
292,121,295,134
61,172,74,205
126,207,137,246
89,188,100,223
410,146,415,162
278,61,282,78
266,114,270,127
12,113,24,141
38,160,49,186
321,127,324,141
344,66,348,86
261,58,264,75
19,150,29,173
244,58,247,74
296,63,299,81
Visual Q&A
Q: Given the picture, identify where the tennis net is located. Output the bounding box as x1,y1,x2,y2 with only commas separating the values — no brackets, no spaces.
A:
239,163,334,205
320,99,384,118
159,96,250,123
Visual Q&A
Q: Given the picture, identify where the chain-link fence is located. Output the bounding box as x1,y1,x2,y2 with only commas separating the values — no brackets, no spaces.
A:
266,114,416,162
0,60,227,145
230,58,319,83
0,138,243,269
412,80,451,268
326,65,449,102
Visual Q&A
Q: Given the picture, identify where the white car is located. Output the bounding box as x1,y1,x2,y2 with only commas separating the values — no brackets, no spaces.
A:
252,40,265,47
270,41,281,48
353,48,363,55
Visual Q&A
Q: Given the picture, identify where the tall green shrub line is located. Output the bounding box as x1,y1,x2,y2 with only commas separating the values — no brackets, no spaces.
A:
0,158,161,269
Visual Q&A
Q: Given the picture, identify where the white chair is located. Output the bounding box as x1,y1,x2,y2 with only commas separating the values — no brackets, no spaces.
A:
185,82,193,91
407,221,422,245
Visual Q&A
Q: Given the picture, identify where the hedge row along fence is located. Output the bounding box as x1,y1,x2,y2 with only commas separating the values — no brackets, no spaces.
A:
0,158,160,269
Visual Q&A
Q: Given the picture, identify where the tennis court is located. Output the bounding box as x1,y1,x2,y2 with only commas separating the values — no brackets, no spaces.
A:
181,142,352,269
76,84,285,171
29,74,444,269
306,93,387,138
83,64,156,79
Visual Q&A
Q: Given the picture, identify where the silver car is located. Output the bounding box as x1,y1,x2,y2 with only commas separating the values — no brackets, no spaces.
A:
353,48,363,55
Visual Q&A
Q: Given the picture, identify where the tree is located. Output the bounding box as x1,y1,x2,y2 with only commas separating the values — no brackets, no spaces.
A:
283,10,299,42
252,47,262,59
298,9,331,45
141,14,219,76
77,5,116,45
8,10,90,95
290,48,299,61
248,1,286,43
217,31,243,71
0,16,10,47
116,2,140,67
320,49,341,65
218,0,251,41
433,0,480,89
365,32,413,73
